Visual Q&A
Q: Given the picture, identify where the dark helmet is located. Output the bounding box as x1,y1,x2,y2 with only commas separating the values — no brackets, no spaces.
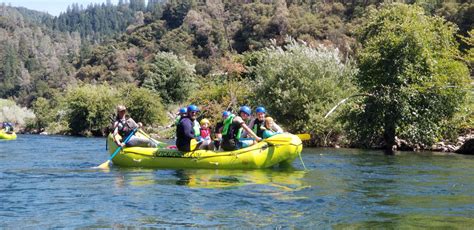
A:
256,106,266,114
187,104,200,113
179,107,187,114
239,106,251,116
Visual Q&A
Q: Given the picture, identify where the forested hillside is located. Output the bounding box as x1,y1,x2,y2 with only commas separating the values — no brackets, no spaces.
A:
0,1,472,151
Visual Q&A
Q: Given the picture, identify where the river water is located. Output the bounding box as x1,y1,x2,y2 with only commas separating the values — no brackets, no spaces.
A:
1,135,474,228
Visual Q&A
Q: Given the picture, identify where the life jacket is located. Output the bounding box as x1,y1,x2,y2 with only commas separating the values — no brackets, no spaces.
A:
174,115,181,126
193,120,201,137
116,118,132,137
200,128,210,139
222,114,242,141
251,118,265,138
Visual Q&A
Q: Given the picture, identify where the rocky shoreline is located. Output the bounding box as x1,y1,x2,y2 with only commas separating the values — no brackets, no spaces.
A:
394,132,473,155
17,128,474,155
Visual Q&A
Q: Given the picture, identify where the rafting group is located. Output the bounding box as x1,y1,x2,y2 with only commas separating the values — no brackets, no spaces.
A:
112,104,284,152
103,104,303,169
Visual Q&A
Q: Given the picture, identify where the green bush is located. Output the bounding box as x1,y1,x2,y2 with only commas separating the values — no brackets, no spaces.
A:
188,75,252,125
248,37,357,144
61,83,168,136
65,84,117,136
0,98,35,128
119,84,168,126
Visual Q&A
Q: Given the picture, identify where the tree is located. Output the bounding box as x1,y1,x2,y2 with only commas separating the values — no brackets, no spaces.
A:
350,3,470,151
0,43,21,97
161,0,193,30
139,52,196,104
31,97,53,131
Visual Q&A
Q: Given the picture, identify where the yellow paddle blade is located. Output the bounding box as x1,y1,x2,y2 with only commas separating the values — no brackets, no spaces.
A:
95,160,111,169
296,134,311,141
190,139,198,151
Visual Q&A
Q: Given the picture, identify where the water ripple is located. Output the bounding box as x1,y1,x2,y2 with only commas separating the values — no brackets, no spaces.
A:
1,136,474,228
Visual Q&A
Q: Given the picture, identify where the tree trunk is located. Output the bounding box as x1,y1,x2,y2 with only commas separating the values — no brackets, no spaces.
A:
383,123,396,155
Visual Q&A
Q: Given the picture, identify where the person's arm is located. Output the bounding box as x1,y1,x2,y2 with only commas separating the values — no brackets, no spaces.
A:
112,122,125,147
272,123,284,133
241,123,262,141
183,119,195,139
243,119,255,137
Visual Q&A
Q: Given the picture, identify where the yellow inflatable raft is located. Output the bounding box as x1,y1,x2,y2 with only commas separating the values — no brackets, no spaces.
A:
0,130,16,140
107,133,302,169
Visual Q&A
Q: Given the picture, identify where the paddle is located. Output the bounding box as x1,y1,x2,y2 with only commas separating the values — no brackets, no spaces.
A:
296,133,311,141
241,133,310,144
137,129,167,148
190,138,203,151
96,128,138,169
240,135,291,145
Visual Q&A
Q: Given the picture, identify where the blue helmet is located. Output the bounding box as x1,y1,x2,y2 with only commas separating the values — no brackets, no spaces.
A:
256,106,266,114
222,111,231,117
239,106,251,116
187,104,200,113
179,107,187,114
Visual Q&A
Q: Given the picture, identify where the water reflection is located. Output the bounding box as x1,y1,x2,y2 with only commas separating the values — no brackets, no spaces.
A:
113,167,309,192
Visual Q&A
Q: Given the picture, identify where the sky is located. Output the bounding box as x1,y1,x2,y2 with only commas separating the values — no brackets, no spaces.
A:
2,0,118,16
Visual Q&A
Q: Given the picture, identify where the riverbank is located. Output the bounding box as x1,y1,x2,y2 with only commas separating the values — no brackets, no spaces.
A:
16,126,474,155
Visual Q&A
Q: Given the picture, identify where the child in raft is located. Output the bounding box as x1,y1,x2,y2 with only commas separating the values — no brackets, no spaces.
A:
199,118,213,150
262,117,284,139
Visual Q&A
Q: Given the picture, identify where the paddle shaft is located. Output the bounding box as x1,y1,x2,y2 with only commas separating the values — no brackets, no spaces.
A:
108,128,138,161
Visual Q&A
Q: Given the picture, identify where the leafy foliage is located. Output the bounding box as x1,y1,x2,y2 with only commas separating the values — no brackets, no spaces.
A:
65,84,117,136
0,99,35,127
349,3,471,149
188,74,252,125
119,84,167,126
31,97,54,131
139,52,196,104
249,37,357,144
1,1,472,144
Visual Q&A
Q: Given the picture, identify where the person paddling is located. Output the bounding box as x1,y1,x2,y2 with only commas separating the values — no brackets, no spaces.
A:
2,122,14,134
176,104,201,152
112,105,157,147
221,106,262,151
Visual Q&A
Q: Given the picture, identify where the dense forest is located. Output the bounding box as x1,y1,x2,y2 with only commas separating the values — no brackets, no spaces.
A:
0,0,472,151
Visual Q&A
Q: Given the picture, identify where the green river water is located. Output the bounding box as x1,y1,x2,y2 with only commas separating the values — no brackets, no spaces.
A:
1,134,473,228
